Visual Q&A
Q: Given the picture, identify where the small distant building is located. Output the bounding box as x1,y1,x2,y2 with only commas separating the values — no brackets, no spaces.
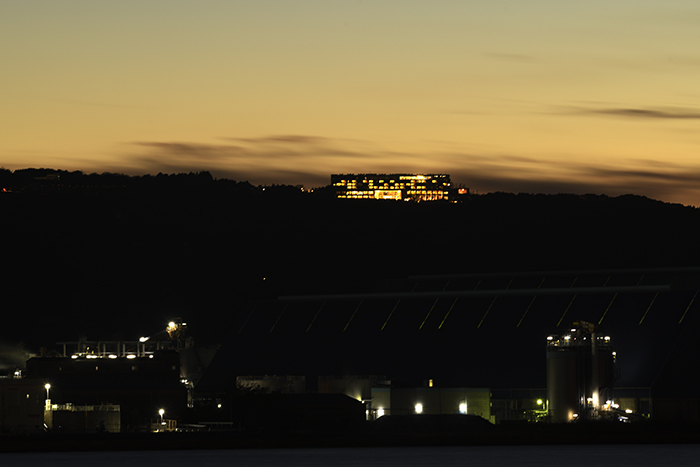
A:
331,174,452,201
371,384,493,422
45,403,120,433
0,377,45,433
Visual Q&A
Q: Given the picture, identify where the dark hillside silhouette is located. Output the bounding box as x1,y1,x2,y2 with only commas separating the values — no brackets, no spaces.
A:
1,169,699,352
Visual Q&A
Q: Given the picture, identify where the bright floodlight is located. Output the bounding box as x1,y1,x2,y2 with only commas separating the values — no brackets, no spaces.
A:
168,322,176,329
45,383,51,390
459,403,467,414
415,403,423,414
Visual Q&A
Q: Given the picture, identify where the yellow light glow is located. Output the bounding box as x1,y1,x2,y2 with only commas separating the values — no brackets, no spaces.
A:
415,403,423,414
459,403,467,414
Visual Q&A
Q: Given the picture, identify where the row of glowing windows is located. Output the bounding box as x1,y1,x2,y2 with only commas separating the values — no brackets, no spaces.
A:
338,190,448,195
71,354,154,360
337,193,449,200
406,190,449,195
376,402,469,416
336,180,445,187
337,175,445,182
364,179,440,184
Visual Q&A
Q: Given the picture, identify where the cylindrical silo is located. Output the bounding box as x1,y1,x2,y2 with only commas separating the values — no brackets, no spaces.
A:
546,322,616,423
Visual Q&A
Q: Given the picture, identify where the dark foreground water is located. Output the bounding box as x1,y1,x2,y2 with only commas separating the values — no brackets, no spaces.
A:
1,444,699,467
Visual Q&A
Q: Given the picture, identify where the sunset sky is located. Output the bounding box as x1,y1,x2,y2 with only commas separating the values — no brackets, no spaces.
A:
2,1,700,205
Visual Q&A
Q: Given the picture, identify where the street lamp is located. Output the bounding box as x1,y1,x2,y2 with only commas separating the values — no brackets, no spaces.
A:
459,401,468,414
45,383,51,401
159,408,165,424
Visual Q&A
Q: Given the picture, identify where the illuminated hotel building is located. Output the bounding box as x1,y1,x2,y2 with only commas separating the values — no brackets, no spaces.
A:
331,174,452,201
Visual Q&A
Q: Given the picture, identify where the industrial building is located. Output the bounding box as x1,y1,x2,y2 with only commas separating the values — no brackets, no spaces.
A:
4,267,700,432
0,323,192,433
331,173,452,201
199,267,700,424
44,403,121,433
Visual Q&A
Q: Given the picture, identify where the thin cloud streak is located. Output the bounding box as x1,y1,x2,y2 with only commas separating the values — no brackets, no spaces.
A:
573,107,700,120
483,53,536,62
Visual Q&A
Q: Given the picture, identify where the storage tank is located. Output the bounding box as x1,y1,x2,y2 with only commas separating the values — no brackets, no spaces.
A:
546,321,616,422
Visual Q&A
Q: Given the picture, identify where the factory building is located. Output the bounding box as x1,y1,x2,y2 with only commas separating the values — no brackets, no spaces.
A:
331,173,452,201
199,267,700,424
44,403,121,433
24,350,186,432
0,322,193,433
5,267,700,431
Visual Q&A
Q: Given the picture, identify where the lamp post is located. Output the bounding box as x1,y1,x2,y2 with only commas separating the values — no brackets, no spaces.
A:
44,383,51,404
159,408,165,426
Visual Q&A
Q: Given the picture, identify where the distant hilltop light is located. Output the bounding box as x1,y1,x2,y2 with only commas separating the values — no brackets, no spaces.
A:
331,173,453,202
